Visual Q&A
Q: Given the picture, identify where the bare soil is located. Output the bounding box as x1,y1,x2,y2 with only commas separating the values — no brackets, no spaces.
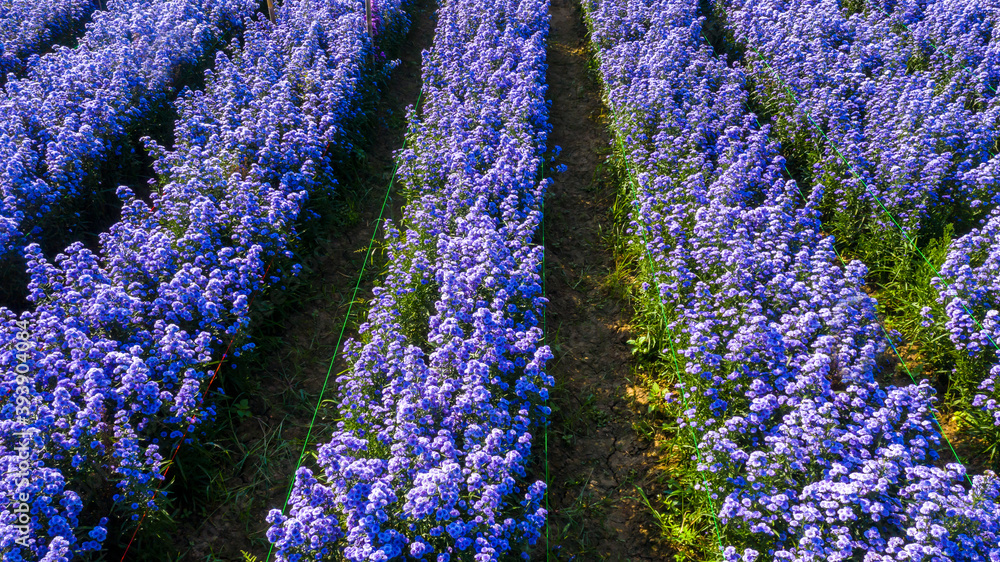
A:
538,0,673,559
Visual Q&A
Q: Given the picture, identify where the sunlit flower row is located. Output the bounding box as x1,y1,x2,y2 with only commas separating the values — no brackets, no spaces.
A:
584,0,1000,559
721,0,1000,240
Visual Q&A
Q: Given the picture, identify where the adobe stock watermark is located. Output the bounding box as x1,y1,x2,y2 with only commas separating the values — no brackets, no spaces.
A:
10,318,38,547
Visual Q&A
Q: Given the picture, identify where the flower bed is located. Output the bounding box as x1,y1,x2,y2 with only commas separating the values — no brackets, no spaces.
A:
717,0,1000,240
584,0,1000,558
936,209,1000,427
718,0,1000,472
265,0,553,559
0,0,408,557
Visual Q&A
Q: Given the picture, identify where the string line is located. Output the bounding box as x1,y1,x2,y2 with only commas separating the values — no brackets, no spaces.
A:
263,84,424,562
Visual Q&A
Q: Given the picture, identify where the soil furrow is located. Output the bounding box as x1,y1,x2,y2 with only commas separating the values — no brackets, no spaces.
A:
541,0,669,559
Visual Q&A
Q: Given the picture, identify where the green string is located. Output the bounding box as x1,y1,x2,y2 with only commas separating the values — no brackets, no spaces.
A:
779,148,975,477
772,141,974,477
867,1,999,98
578,5,726,556
880,323,973,480
265,87,423,562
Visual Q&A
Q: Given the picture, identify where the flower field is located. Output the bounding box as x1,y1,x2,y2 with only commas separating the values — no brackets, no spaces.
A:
1,0,999,559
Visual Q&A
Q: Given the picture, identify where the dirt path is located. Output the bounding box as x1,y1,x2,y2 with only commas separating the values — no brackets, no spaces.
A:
119,5,438,560
540,0,670,559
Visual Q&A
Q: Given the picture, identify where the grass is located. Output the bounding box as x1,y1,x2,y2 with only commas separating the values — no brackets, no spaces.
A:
624,354,722,562
952,410,1000,468
632,484,716,562
548,467,609,559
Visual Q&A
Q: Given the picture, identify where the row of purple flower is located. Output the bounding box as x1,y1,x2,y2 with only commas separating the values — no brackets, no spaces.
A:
584,0,1000,559
0,0,406,557
719,0,1000,492
0,0,97,81
922,0,1000,441
265,0,553,559
0,0,255,284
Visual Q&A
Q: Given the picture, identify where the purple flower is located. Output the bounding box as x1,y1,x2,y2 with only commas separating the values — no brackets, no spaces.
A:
267,0,552,559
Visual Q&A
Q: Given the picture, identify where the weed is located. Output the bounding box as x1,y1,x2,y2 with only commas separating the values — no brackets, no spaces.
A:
954,410,1000,468
549,468,608,560
633,485,718,561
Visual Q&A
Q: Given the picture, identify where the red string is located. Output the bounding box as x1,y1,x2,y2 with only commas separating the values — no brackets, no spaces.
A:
121,3,375,556
118,258,275,561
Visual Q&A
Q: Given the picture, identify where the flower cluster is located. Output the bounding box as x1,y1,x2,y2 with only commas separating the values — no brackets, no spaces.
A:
266,0,553,559
718,0,1000,241
0,0,97,81
584,0,1000,559
935,208,1000,426
0,0,407,557
0,0,256,275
